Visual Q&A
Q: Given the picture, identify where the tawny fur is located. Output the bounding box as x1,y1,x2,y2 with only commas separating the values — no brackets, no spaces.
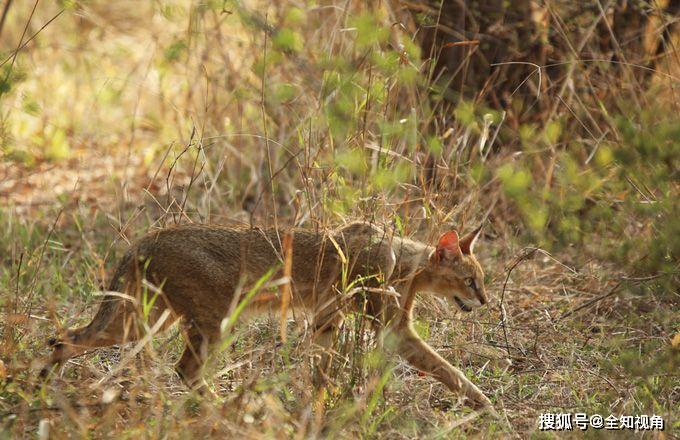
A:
43,222,495,411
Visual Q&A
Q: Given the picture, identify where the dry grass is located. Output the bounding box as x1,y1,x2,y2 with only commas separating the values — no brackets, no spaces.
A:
1,0,678,438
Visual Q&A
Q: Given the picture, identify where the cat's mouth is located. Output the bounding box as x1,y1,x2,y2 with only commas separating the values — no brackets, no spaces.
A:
454,296,472,312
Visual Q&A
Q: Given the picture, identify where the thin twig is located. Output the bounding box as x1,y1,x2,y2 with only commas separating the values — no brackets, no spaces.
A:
0,0,38,98
559,280,623,320
498,248,539,356
23,209,63,322
0,0,13,39
0,5,65,69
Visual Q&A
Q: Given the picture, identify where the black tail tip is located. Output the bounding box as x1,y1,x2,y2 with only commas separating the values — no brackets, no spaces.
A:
47,337,63,348
39,367,50,379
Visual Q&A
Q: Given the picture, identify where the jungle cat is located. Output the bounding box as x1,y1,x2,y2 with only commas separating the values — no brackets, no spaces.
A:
43,222,495,412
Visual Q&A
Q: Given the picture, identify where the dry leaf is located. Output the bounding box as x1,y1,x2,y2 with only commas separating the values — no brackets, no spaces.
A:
442,40,480,48
672,333,680,349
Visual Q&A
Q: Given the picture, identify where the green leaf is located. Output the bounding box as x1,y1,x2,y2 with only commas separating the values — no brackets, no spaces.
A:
544,120,562,145
284,7,305,25
336,149,368,174
273,28,302,53
412,319,430,339
498,163,531,198
519,123,536,148
351,14,389,49
272,83,296,104
164,39,187,63
45,128,71,162
426,136,442,155
454,100,477,129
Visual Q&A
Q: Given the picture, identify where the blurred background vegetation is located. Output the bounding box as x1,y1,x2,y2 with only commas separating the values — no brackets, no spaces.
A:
0,0,678,437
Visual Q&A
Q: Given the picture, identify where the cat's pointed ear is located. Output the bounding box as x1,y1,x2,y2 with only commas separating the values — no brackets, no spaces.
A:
435,231,461,261
460,224,483,255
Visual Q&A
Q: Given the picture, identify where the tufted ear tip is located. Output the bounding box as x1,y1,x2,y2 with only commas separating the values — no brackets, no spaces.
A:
460,224,483,255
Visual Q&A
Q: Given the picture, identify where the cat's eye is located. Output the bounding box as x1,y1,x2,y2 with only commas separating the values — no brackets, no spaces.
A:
464,278,473,287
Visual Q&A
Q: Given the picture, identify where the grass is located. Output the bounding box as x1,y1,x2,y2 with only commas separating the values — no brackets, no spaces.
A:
1,0,679,437
0,194,676,437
